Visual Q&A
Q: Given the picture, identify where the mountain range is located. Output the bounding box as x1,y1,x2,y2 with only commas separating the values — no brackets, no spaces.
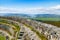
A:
0,13,60,18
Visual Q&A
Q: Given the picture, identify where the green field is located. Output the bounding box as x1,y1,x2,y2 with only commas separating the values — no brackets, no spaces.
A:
33,18,60,21
32,18,60,27
0,35,6,40
41,21,60,27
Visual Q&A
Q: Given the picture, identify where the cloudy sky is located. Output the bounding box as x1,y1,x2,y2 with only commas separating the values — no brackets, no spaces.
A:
0,0,60,14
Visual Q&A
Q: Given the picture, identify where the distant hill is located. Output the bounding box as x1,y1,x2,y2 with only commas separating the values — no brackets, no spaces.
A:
3,13,31,18
35,14,60,18
0,13,60,18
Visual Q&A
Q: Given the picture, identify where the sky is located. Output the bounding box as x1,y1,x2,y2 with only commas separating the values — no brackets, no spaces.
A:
0,0,60,14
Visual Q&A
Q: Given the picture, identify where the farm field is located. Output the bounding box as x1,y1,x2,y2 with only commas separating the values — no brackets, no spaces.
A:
33,18,60,21
32,18,60,27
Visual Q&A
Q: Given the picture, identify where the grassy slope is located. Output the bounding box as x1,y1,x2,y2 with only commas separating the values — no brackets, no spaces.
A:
0,35,6,40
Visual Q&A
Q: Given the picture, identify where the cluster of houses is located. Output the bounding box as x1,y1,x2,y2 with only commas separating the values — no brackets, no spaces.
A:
0,16,60,40
16,17,60,40
25,19,60,40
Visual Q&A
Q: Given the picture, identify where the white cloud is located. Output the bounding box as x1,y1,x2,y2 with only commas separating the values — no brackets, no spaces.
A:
0,5,60,14
50,5,60,9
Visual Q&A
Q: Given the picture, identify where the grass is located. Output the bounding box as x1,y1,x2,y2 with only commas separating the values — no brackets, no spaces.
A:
33,17,60,21
0,35,6,40
41,21,60,27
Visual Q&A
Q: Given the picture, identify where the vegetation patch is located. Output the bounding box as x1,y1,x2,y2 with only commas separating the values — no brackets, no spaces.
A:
0,35,6,40
41,21,60,27
32,17,60,21
32,18,60,27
